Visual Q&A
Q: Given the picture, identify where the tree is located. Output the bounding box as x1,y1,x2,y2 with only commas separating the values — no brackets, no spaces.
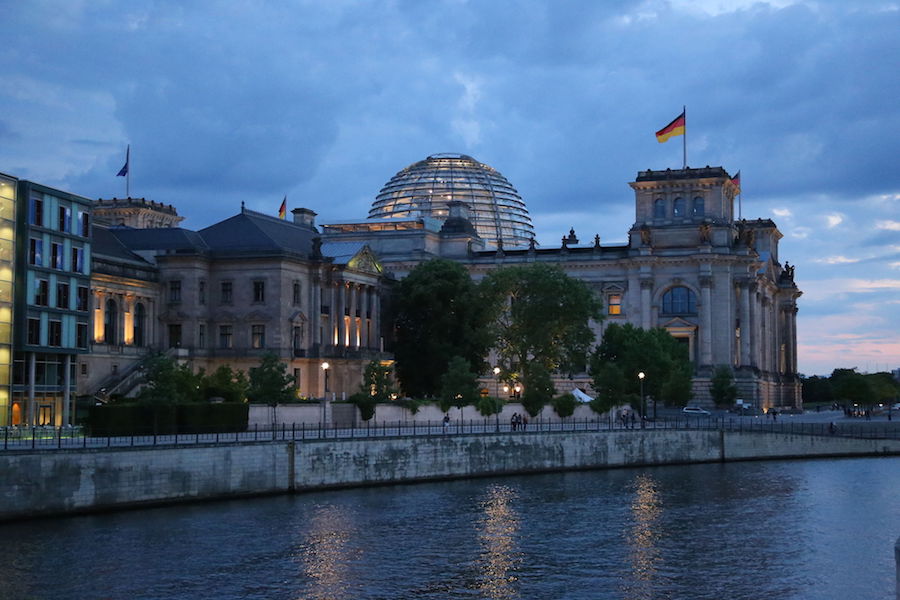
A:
476,395,504,417
361,360,396,403
391,259,493,397
589,362,626,414
439,356,481,412
138,354,203,404
202,365,249,404
801,375,834,405
551,393,577,418
709,365,738,407
589,323,692,407
481,263,602,408
247,352,295,405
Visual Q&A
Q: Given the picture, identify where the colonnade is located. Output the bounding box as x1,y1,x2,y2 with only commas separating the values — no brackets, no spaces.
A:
92,289,157,347
315,280,381,351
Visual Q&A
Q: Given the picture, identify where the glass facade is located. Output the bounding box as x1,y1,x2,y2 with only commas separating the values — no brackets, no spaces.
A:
0,174,15,425
369,153,534,248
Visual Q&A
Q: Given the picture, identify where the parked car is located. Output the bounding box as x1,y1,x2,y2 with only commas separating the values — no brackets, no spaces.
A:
682,406,711,416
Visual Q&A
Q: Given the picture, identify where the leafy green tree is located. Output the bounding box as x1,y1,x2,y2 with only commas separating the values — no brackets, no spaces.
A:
349,392,377,421
439,356,481,412
589,323,692,407
202,365,249,403
247,352,296,405
709,365,738,406
521,362,554,416
361,360,396,403
476,396,504,417
551,393,577,418
589,362,626,414
138,354,203,404
831,368,874,406
391,259,493,397
801,375,834,405
867,372,900,404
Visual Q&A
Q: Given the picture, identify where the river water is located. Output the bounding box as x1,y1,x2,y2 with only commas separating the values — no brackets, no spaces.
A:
1,457,898,600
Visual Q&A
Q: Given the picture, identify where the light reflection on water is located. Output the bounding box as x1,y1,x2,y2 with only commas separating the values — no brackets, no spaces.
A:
0,457,897,599
622,474,662,600
477,485,522,599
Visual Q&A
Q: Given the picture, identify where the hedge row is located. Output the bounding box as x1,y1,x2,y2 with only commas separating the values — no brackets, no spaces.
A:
88,403,249,436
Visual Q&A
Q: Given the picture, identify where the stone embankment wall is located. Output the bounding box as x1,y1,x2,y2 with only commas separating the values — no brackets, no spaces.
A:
2,430,898,521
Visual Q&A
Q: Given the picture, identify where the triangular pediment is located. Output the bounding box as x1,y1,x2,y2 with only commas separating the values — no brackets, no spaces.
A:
289,310,308,323
347,245,383,275
661,317,696,330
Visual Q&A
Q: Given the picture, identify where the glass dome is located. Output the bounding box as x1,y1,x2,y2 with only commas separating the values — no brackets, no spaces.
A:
369,153,534,248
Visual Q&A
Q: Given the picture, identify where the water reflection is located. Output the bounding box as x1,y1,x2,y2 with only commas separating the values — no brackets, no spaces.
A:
622,474,662,600
295,504,358,600
476,484,522,600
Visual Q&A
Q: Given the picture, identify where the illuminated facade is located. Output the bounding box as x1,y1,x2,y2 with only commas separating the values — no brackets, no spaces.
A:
12,181,92,426
0,174,16,425
370,154,534,248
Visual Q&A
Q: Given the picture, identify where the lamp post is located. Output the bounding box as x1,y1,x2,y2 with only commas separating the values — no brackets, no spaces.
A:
321,362,330,399
638,372,645,429
493,366,501,432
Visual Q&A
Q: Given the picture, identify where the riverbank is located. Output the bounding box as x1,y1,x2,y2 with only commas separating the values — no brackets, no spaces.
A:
2,428,899,521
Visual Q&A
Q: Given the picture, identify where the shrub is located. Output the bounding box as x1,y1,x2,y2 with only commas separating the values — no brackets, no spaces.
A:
476,396,504,417
551,393,577,418
349,392,377,421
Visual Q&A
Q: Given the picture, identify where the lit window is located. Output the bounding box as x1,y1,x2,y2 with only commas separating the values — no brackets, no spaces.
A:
608,294,622,316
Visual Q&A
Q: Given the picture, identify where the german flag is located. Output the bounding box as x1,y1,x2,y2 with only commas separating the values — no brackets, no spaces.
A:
278,196,287,219
731,171,741,194
655,110,686,143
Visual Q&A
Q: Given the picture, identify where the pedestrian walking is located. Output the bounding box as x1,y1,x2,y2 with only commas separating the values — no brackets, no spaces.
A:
510,413,518,431
442,413,450,434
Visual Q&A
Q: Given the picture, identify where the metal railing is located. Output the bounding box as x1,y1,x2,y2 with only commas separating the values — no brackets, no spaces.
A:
2,416,899,452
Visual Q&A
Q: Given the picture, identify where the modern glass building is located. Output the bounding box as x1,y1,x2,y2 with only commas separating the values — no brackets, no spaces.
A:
369,153,534,248
0,173,16,426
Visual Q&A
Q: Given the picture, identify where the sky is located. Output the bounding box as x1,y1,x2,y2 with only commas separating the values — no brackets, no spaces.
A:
1,0,898,376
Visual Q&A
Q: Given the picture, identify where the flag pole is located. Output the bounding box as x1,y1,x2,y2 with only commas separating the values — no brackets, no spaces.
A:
127,146,131,198
682,105,687,169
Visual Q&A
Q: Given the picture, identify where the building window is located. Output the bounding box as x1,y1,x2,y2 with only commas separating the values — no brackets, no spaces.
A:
251,324,265,349
293,281,302,306
219,325,233,349
71,247,84,273
57,282,70,309
168,280,182,303
27,318,40,345
653,198,665,218
105,299,118,344
29,238,43,266
51,242,63,269
673,197,685,218
220,281,233,305
29,195,43,226
77,322,88,349
80,362,88,376
607,294,622,316
76,286,89,311
293,367,301,389
198,324,206,348
253,280,265,303
292,325,303,351
692,196,704,217
58,206,71,232
199,280,206,305
134,303,146,346
168,324,182,348
79,212,90,237
661,286,697,315
48,320,62,347
34,279,49,306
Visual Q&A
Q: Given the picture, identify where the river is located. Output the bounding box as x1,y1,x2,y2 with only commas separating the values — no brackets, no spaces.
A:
1,457,897,599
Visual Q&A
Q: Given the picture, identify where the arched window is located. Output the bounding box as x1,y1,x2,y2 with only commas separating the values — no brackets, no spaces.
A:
134,303,146,347
673,197,685,218
662,286,697,315
692,196,705,217
653,198,665,218
104,299,118,345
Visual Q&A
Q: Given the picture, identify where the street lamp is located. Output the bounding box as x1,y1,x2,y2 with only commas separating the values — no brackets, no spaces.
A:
514,384,521,402
493,366,501,432
638,372,645,429
321,362,330,398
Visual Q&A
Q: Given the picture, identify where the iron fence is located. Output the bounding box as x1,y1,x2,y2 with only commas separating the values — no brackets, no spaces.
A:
2,416,899,452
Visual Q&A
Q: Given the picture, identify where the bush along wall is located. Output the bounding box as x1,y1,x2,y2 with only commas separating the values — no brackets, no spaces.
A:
88,403,248,436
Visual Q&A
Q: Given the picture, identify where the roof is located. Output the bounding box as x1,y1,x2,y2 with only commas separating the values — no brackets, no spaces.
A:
109,227,208,252
91,226,156,265
635,166,730,182
198,209,318,256
320,241,366,265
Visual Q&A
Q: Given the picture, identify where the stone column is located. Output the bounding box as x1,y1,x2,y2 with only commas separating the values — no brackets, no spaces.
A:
360,286,370,349
739,281,751,367
329,282,338,346
749,284,759,369
373,288,381,351
337,282,347,347
640,279,653,329
790,306,799,374
700,276,713,366
349,283,359,349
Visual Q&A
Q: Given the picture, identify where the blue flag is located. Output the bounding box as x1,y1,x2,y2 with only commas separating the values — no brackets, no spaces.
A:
117,145,129,177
